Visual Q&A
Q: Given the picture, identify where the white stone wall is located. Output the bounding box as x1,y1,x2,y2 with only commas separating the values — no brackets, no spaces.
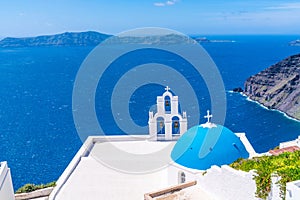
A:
0,161,15,200
268,176,281,200
196,165,258,200
286,180,300,200
168,164,259,200
15,187,53,200
279,136,300,148
235,133,257,158
168,163,291,200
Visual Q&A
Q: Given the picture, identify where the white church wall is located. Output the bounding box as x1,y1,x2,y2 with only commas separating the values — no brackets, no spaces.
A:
167,163,202,185
156,97,164,115
0,161,15,200
170,96,178,114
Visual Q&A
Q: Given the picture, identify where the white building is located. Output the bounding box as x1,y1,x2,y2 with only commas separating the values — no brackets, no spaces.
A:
48,87,299,200
0,161,15,200
49,87,256,200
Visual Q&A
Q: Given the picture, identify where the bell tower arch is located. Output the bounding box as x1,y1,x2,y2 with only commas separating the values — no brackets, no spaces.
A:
148,86,187,141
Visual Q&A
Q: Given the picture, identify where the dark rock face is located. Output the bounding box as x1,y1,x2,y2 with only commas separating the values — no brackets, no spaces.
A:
244,54,300,120
233,87,243,93
0,31,111,47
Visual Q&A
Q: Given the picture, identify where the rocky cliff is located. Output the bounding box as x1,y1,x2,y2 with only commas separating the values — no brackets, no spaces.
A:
244,54,300,120
0,31,111,47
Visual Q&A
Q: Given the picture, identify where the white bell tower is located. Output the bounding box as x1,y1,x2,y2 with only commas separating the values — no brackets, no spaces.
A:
148,86,187,141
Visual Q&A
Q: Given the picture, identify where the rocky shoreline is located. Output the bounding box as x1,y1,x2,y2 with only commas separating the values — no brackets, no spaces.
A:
243,54,300,120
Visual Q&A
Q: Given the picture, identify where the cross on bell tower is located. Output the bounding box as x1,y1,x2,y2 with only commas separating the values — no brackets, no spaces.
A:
165,86,171,92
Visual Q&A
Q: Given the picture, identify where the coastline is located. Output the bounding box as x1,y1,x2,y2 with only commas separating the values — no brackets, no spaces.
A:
228,90,300,123
239,92,300,123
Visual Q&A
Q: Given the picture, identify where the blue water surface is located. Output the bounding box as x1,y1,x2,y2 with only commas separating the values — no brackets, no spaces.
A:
0,35,300,190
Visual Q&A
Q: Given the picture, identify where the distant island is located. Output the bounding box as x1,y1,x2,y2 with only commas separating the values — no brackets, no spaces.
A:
0,31,112,47
0,31,197,47
193,37,235,43
0,31,236,48
243,54,300,120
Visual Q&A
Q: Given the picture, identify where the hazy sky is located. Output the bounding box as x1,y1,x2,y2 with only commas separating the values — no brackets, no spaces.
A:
1,0,300,37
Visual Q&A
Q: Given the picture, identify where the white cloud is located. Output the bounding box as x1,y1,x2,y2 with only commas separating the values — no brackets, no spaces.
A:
265,2,300,10
154,0,178,7
154,2,165,7
166,1,175,6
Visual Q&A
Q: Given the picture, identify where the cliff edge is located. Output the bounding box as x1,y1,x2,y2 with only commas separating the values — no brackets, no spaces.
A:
244,54,300,120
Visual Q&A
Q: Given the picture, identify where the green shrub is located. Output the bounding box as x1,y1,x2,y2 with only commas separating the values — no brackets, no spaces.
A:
230,150,300,200
16,181,56,194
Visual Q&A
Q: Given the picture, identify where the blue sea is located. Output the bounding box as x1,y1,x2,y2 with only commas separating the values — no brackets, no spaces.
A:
0,35,300,190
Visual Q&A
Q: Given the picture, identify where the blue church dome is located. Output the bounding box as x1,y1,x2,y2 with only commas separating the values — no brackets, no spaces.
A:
171,121,249,170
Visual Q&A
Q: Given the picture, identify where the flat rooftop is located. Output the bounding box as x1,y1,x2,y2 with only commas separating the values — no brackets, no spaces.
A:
49,136,177,200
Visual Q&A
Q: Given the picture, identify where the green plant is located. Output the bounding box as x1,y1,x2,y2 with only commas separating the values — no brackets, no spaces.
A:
16,181,56,194
230,150,300,200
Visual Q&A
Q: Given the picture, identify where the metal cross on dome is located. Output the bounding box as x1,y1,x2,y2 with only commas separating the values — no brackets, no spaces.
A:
204,110,213,123
165,86,171,92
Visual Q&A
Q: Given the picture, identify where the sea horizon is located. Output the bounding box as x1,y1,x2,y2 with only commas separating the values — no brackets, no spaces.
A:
0,31,300,40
